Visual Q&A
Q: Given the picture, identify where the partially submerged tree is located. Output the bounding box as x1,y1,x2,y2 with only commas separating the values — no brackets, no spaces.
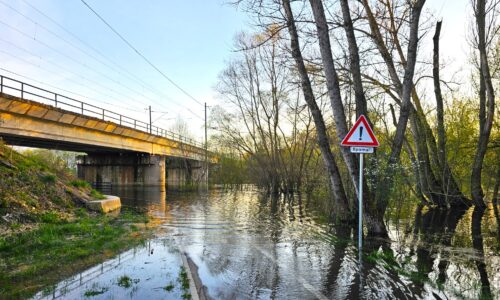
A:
471,0,498,207
226,0,499,235
214,31,320,193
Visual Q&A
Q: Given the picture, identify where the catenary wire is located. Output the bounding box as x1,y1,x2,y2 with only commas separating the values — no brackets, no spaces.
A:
0,20,203,120
20,0,204,120
79,0,205,107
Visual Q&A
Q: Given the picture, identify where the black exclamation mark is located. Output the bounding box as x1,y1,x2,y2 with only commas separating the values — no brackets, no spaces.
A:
359,127,363,140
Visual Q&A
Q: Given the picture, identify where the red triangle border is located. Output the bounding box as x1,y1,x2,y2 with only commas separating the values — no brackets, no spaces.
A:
340,115,379,147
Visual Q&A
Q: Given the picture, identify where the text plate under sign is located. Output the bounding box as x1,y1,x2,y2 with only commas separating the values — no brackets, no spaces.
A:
350,147,374,153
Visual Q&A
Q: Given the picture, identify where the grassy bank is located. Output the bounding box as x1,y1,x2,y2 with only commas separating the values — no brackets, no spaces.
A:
0,142,153,298
0,208,151,298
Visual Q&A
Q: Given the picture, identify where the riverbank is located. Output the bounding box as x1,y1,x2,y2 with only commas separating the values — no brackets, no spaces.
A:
0,143,154,298
0,208,151,298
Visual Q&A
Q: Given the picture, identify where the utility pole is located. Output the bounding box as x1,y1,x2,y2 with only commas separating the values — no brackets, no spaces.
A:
204,102,208,188
148,105,152,134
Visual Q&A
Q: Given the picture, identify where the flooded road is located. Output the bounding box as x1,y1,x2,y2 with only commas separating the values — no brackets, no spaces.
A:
35,187,499,299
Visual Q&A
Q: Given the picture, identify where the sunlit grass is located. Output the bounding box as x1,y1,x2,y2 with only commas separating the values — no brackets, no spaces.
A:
0,208,150,299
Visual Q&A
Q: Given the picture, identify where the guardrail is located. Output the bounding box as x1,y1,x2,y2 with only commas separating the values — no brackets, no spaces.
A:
0,74,204,148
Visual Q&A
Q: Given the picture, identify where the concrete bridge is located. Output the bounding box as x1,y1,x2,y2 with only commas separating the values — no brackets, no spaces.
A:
0,75,213,189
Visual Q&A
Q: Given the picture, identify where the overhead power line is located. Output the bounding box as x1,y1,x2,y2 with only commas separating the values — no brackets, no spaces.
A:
0,45,143,112
0,67,141,112
80,0,205,107
1,0,204,120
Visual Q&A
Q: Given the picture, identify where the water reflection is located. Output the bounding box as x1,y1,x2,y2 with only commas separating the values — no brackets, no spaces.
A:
38,187,500,299
33,239,186,300
472,206,492,299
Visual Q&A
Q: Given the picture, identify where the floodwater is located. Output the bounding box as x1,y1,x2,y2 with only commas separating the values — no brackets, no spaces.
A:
33,186,499,299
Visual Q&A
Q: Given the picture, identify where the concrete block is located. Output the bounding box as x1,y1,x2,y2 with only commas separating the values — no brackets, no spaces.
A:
58,114,76,124
44,110,64,121
112,127,125,135
0,99,13,110
93,122,108,131
103,124,117,133
72,116,88,127
8,102,30,114
85,119,99,128
25,106,49,118
86,195,121,213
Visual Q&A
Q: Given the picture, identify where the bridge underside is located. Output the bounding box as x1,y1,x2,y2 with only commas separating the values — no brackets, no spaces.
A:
0,133,137,154
0,94,209,189
77,153,205,189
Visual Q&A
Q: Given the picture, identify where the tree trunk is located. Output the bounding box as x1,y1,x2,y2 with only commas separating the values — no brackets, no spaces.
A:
282,0,350,219
471,0,496,207
309,0,359,207
387,0,426,166
338,0,367,118
338,0,387,235
362,0,426,228
433,21,446,172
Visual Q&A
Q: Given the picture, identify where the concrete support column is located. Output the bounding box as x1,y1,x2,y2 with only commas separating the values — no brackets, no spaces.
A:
77,153,165,187
166,158,206,190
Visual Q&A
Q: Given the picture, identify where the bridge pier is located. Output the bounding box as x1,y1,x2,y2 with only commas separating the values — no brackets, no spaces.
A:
77,153,166,187
166,158,206,190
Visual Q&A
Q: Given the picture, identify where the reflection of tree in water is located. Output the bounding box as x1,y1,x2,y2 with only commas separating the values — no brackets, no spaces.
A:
471,206,492,299
413,206,467,287
357,236,414,299
408,205,496,299
160,190,498,299
195,192,284,298
321,226,350,298
194,192,347,299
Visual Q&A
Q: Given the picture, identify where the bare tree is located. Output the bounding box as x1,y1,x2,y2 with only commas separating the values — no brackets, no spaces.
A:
471,0,498,207
214,30,319,193
282,0,350,218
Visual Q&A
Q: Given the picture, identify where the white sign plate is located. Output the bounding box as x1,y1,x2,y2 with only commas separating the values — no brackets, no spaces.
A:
350,146,374,153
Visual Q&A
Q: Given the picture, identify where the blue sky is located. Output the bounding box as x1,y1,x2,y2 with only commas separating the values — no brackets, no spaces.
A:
0,0,250,140
0,0,472,141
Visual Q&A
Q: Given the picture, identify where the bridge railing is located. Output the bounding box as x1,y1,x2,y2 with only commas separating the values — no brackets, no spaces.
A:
0,75,204,148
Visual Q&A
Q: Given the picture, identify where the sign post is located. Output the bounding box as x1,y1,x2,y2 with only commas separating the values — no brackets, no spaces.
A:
340,115,379,251
358,152,363,249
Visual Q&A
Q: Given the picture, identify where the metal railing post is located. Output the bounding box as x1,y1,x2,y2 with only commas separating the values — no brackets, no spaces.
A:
102,108,105,120
21,82,24,99
119,115,122,125
54,94,58,107
81,102,84,114
1,76,3,93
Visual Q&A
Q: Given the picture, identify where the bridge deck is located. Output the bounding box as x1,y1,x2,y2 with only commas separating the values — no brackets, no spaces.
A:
0,93,212,162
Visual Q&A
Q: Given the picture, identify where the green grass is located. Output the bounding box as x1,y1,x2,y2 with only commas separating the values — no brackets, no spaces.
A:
163,282,175,292
178,267,190,290
90,189,106,200
38,211,65,224
40,173,56,184
178,266,191,299
69,179,91,189
117,275,140,288
0,208,150,299
84,284,108,297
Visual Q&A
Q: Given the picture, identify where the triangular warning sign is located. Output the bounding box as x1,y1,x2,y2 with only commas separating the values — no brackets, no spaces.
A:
341,115,379,147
